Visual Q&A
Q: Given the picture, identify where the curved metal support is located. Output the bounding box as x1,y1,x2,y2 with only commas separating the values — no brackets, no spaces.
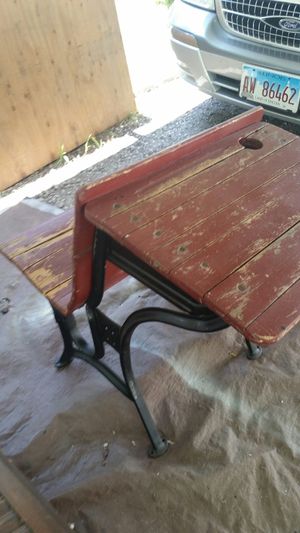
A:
121,307,228,338
74,351,131,399
119,307,228,457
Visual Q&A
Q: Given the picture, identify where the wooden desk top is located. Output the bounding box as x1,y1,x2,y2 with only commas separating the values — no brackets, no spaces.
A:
85,120,300,345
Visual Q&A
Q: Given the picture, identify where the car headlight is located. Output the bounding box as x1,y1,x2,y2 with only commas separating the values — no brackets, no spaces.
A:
182,0,215,11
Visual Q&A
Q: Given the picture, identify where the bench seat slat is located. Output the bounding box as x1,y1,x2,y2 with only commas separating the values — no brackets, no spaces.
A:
13,230,73,271
24,243,73,295
1,210,75,315
46,279,73,314
1,211,73,258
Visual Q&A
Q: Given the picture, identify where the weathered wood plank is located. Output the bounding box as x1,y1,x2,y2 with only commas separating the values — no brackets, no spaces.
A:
125,136,300,263
151,158,300,285
85,122,266,227
245,279,300,344
14,230,73,270
46,278,73,313
170,164,300,301
0,510,21,532
93,123,294,240
203,222,300,332
25,243,73,294
1,210,73,258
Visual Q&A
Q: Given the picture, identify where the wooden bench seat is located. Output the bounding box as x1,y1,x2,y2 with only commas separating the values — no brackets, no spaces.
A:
1,210,74,314
1,209,126,316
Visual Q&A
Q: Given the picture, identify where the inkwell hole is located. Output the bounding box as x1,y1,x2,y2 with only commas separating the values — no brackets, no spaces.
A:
239,137,263,150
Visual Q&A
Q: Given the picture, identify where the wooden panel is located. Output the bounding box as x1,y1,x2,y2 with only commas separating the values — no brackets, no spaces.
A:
121,130,299,259
85,122,267,228
204,222,300,334
1,210,73,259
0,0,135,190
46,279,73,314
246,280,300,344
147,141,300,277
94,123,294,240
25,243,73,294
14,230,73,270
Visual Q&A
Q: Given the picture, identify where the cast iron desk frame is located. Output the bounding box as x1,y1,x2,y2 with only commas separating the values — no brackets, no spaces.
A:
55,229,260,458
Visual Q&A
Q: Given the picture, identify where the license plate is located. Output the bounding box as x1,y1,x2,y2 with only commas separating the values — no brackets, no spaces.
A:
240,65,300,113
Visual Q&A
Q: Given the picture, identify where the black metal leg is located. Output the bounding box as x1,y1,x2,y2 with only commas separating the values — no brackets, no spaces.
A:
119,307,228,458
120,327,168,458
245,339,263,360
52,308,94,368
86,306,105,359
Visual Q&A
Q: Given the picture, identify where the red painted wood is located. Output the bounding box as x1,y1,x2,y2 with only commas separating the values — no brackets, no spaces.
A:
204,222,300,333
245,279,300,344
24,242,73,294
69,200,127,314
14,231,73,270
1,210,73,258
169,160,300,296
46,280,73,314
73,109,263,312
125,135,300,264
85,122,266,227
89,123,294,241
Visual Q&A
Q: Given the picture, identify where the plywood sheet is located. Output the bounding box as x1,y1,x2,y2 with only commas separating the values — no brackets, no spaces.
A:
0,0,135,190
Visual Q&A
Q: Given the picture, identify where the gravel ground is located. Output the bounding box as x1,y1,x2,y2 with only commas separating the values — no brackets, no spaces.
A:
37,99,245,210
1,95,300,211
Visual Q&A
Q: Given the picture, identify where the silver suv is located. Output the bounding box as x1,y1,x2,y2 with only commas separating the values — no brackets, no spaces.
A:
170,0,300,124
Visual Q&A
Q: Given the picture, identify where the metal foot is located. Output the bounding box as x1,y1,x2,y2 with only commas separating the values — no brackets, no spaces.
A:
245,339,263,360
148,437,169,458
55,350,73,369
52,308,93,368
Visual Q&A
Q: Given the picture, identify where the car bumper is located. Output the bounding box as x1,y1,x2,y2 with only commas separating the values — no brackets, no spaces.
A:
170,0,300,124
